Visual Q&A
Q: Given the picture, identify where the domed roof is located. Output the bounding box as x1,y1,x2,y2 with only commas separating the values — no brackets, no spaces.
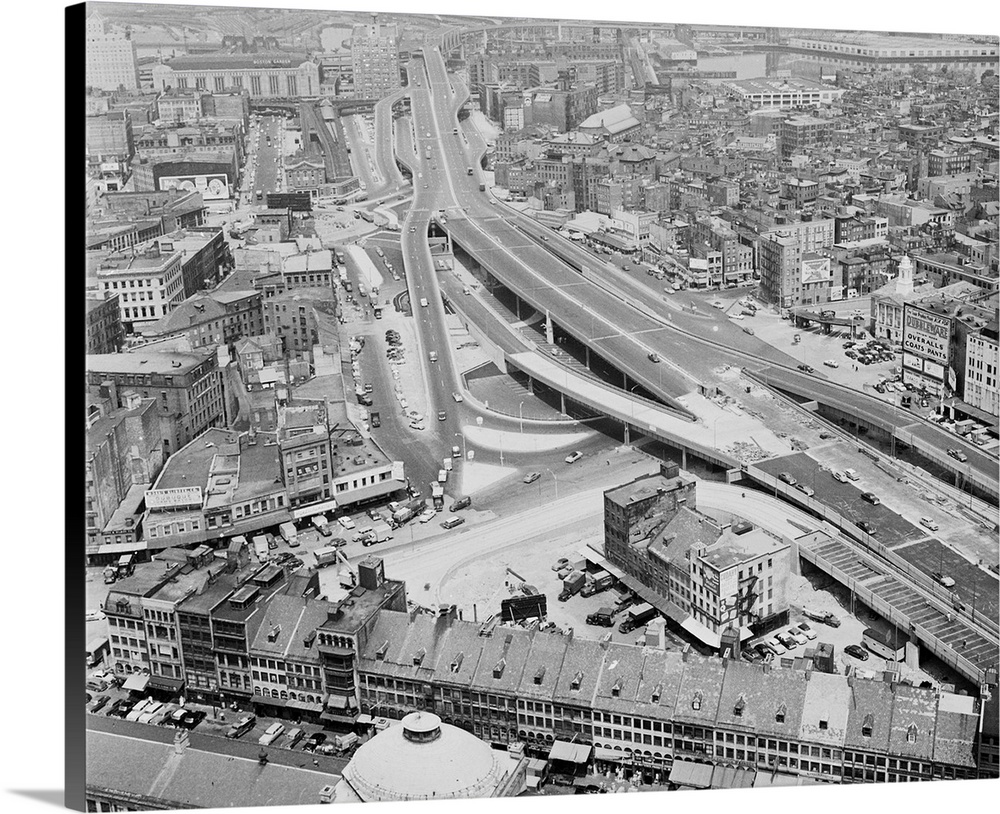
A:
341,712,507,802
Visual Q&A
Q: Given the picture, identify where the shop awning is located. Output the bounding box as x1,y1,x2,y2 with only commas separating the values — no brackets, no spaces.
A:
292,499,339,521
710,765,756,789
325,694,349,710
122,673,150,693
355,714,374,725
149,676,185,692
549,740,592,764
669,760,714,789
320,711,358,725
285,698,324,713
593,746,625,762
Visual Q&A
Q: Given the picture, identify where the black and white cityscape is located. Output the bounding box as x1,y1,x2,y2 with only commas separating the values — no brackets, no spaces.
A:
82,2,1000,808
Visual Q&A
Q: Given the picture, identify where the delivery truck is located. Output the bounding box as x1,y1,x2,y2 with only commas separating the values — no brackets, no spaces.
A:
803,608,842,627
431,482,445,510
252,535,271,563
586,607,615,627
618,602,656,633
580,570,614,597
361,522,393,546
437,469,448,484
391,506,415,526
279,521,299,547
558,571,586,602
311,515,333,537
314,546,342,568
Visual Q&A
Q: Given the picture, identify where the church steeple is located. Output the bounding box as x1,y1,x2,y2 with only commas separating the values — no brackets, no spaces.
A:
896,254,913,296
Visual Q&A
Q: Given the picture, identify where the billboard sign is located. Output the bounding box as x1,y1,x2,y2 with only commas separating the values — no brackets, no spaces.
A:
923,360,945,381
159,173,230,201
902,351,923,371
145,486,203,509
902,305,951,365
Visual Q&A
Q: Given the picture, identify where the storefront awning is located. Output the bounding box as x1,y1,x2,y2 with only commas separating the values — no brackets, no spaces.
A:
593,746,625,762
669,760,714,789
285,698,324,713
291,498,339,521
122,673,150,693
325,694,348,710
320,711,358,725
148,675,185,692
549,740,592,764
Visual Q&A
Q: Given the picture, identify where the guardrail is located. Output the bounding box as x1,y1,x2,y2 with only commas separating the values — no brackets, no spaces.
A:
796,532,987,685
750,467,999,642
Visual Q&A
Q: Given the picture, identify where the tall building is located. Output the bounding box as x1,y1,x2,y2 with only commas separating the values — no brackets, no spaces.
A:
86,349,227,455
351,19,401,99
758,231,802,308
965,320,999,417
86,11,139,92
779,115,831,160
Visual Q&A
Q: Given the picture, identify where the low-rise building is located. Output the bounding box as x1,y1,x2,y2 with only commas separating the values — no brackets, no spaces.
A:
86,291,125,354
964,320,999,417
140,288,263,351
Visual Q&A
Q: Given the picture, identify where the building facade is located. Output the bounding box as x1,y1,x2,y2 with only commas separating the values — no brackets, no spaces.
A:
152,53,319,99
86,11,139,92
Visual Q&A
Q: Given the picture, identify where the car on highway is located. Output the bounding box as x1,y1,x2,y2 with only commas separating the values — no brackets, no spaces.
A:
932,572,956,588
338,516,356,530
742,326,755,336
795,483,815,497
919,516,939,531
823,359,839,368
778,472,797,486
428,351,438,362
524,472,541,484
648,352,660,363
437,410,447,421
420,298,428,307
857,520,877,535
441,516,465,530
565,451,584,464
844,644,869,661
796,364,815,373
452,392,463,402
832,471,848,483
861,492,881,505
947,448,968,462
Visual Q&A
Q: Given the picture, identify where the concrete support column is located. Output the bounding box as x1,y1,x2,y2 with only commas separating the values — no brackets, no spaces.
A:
560,392,566,414
585,346,590,368
527,377,534,395
624,424,631,445
681,447,688,469
516,296,522,320
545,310,554,345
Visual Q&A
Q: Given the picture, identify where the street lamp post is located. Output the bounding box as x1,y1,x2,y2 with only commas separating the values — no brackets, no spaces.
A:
544,468,559,500
519,402,524,434
455,432,467,460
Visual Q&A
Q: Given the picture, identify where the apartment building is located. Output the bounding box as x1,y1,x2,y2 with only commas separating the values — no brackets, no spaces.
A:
86,292,125,355
963,320,999,417
87,349,226,455
351,20,401,99
89,244,187,334
141,289,263,350
86,11,139,92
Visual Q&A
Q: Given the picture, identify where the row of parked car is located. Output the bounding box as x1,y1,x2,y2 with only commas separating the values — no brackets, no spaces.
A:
88,695,208,730
223,714,360,755
744,622,819,662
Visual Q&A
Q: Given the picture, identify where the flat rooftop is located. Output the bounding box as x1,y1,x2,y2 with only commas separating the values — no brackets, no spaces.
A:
699,527,787,571
87,349,214,376
729,76,833,94
604,471,687,507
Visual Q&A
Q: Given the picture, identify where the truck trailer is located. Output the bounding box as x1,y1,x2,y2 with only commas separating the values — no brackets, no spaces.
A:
558,571,586,602
580,570,614,597
618,602,656,633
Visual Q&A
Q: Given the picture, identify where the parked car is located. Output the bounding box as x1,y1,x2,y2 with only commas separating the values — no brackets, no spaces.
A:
302,733,327,752
932,572,956,589
441,516,465,530
795,483,815,497
524,472,541,484
844,644,869,661
778,472,797,486
919,516,939,531
754,643,776,660
796,622,818,640
551,557,569,572
285,728,305,748
452,392,464,402
776,632,797,649
742,326,755,336
797,364,814,373
648,352,660,363
225,715,256,739
832,471,848,483
823,359,839,368
787,629,808,646
741,648,763,663
88,695,110,714
565,451,583,464
259,722,285,746
857,520,877,535
418,509,437,524
861,492,880,505
338,516,356,530
450,496,472,511
765,637,786,655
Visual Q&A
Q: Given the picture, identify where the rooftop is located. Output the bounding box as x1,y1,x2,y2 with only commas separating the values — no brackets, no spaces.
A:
159,51,311,72
86,729,331,808
87,349,215,377
697,527,786,572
